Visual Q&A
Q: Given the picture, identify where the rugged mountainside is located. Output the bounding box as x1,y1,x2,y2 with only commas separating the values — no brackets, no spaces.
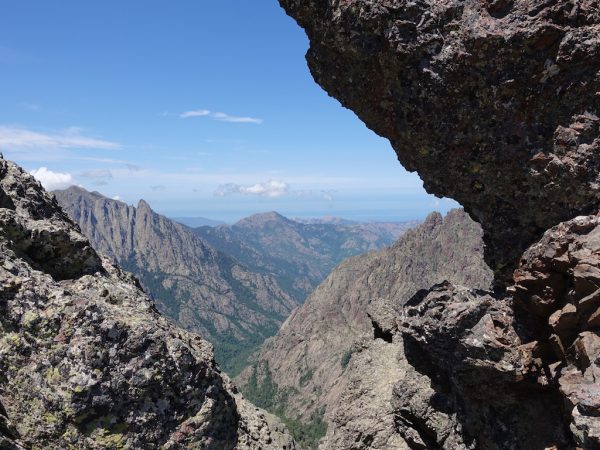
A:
279,0,600,448
194,212,414,302
55,187,409,375
54,187,298,375
237,210,492,448
0,156,296,449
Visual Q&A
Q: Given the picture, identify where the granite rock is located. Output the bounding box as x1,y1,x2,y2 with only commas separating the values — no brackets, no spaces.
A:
0,157,296,449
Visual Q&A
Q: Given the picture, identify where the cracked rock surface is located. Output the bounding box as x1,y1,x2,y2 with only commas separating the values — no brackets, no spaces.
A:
0,156,296,449
280,0,600,279
278,0,600,448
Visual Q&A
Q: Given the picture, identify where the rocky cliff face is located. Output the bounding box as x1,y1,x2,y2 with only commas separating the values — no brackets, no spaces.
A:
0,157,296,449
279,0,600,448
54,187,298,374
237,210,491,448
280,0,600,280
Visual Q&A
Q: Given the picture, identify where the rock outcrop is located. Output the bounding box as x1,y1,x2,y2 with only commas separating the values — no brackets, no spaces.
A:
279,0,600,279
237,210,491,448
279,0,600,448
0,157,295,449
392,214,600,448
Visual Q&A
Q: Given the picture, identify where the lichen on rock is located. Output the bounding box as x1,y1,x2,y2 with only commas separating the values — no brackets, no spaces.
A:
0,156,296,449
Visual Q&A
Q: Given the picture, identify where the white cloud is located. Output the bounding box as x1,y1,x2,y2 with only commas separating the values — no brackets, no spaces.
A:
113,195,121,201
180,109,210,118
211,112,263,124
179,109,262,124
30,167,74,191
0,126,121,150
215,180,289,198
322,191,335,201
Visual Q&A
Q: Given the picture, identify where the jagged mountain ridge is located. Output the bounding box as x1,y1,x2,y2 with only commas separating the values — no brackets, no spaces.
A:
237,209,492,449
194,211,415,302
54,186,298,374
54,186,411,375
0,156,296,449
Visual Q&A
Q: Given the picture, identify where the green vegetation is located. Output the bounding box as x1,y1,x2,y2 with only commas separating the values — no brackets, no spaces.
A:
281,410,327,450
340,348,355,369
244,362,279,410
299,367,314,387
242,362,327,449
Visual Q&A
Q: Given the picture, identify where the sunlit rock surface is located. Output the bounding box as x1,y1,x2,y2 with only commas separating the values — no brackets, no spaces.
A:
0,157,295,449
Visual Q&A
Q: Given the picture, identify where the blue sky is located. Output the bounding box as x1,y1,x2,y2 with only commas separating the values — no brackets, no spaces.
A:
0,1,457,222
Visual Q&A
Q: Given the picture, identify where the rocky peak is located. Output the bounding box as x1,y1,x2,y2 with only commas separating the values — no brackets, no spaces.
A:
136,198,153,213
234,211,290,228
0,156,296,449
0,163,102,281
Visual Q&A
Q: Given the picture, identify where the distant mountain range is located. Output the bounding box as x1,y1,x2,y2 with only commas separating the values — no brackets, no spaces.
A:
194,212,416,302
54,186,414,375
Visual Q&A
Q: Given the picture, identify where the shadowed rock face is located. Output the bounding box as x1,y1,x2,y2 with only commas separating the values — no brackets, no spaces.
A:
278,1,600,448
279,0,600,278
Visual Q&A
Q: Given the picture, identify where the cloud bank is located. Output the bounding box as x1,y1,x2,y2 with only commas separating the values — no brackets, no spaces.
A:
213,181,334,200
215,180,289,198
30,167,74,191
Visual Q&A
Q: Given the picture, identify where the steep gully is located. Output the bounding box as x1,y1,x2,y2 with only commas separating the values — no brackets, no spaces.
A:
278,0,600,448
